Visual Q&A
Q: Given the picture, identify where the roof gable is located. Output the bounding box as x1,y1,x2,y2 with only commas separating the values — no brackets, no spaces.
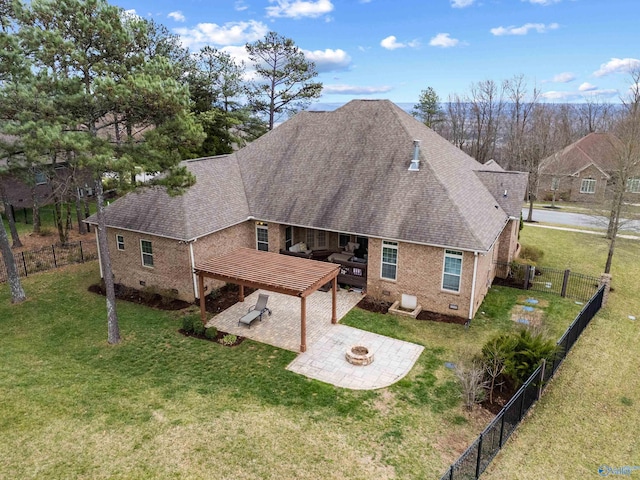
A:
540,132,622,176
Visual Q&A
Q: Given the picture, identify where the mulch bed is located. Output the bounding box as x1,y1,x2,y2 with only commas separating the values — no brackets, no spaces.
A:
178,329,245,347
88,282,256,314
357,297,469,325
88,283,192,310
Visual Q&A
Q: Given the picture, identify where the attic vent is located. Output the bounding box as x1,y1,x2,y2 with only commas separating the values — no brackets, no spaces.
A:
408,140,421,171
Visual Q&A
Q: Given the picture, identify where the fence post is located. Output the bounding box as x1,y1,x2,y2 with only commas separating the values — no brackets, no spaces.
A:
52,245,57,268
538,359,546,398
523,265,531,290
519,387,526,421
21,251,27,277
498,413,505,448
561,269,570,297
475,434,484,479
80,241,84,263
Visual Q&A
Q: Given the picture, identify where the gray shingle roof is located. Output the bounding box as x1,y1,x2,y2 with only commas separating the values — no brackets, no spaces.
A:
95,100,528,251
86,155,249,240
475,170,529,219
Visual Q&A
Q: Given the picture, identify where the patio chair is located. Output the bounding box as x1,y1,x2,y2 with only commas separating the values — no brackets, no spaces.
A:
238,293,272,328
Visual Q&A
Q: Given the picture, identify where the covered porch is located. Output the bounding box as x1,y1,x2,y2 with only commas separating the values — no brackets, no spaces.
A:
194,248,341,352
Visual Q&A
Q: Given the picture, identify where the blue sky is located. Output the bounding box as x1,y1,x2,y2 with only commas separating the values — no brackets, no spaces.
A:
114,0,640,105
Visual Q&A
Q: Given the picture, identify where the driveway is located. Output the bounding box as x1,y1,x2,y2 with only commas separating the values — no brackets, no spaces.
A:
522,207,640,233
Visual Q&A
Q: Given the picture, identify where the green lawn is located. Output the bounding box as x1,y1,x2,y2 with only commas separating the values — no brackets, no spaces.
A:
483,225,640,479
0,251,584,479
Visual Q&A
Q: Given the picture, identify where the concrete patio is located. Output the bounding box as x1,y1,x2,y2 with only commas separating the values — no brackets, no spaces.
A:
205,289,425,390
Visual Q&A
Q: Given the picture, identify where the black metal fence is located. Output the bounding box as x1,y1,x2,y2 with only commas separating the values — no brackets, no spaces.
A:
440,284,606,480
0,240,98,283
493,261,600,302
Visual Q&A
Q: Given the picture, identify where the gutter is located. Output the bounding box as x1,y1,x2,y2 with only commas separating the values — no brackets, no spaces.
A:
189,240,198,299
468,251,479,321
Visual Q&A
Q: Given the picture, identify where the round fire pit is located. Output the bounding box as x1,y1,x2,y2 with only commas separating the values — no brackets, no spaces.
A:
345,345,374,366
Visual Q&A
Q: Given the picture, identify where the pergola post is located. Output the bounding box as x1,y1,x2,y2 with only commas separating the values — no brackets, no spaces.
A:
300,296,307,352
331,277,337,324
198,273,206,325
239,284,245,302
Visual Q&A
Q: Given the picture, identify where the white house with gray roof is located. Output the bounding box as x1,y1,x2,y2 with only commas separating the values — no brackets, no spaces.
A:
87,100,527,320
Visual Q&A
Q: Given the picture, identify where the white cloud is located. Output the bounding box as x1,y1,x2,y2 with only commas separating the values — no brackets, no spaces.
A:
168,11,186,22
266,0,334,19
322,84,393,95
525,0,561,5
174,20,268,49
451,0,474,7
578,82,597,92
429,33,460,48
551,72,575,83
304,49,351,72
593,58,640,77
542,88,618,101
235,0,248,11
380,35,419,50
490,22,559,36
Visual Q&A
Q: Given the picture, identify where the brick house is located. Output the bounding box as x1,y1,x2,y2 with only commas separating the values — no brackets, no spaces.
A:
538,132,639,204
87,100,527,320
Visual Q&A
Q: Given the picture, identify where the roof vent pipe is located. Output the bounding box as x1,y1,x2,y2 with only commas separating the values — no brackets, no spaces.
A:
408,140,421,171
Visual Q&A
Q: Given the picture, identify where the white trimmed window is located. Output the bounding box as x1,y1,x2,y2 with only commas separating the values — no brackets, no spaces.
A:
116,234,125,251
626,178,640,193
256,223,268,251
305,229,327,249
381,241,398,280
442,250,463,293
140,240,153,267
580,178,596,194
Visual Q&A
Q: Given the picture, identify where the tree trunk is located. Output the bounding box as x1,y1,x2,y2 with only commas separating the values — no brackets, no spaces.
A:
605,232,616,274
83,195,91,232
3,201,22,248
64,202,72,243
53,199,65,244
32,187,41,235
527,197,534,222
0,220,26,303
94,177,121,344
75,194,87,235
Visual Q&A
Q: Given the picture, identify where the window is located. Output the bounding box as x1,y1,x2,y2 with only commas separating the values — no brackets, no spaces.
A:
35,171,47,185
381,241,398,280
626,178,640,193
256,223,268,251
285,226,293,250
305,229,327,249
140,240,153,267
580,178,596,194
339,233,350,248
116,234,125,251
442,250,463,292
551,177,560,191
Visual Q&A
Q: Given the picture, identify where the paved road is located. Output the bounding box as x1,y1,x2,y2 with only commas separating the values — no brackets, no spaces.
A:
521,207,640,233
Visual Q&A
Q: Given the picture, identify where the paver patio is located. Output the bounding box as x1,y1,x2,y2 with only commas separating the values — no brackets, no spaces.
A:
206,289,425,390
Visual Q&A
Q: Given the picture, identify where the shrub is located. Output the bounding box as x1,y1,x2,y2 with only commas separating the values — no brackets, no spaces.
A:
205,327,218,340
182,315,195,333
220,334,237,346
519,244,544,264
192,319,205,336
482,329,559,389
454,360,488,411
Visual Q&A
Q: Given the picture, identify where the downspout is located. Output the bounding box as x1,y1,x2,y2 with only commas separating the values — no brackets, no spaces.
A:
468,251,479,322
95,227,103,278
189,240,198,300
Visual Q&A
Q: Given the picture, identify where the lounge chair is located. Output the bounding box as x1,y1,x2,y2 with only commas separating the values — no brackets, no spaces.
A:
238,293,272,328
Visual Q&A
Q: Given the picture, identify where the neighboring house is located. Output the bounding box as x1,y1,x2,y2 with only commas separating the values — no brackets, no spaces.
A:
86,100,528,320
538,132,637,203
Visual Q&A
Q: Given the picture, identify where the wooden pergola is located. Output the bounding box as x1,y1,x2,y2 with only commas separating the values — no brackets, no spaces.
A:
194,248,341,352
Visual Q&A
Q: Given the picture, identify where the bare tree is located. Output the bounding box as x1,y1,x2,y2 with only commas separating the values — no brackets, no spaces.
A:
455,360,488,411
441,93,469,151
468,79,505,164
603,69,640,273
577,95,615,135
